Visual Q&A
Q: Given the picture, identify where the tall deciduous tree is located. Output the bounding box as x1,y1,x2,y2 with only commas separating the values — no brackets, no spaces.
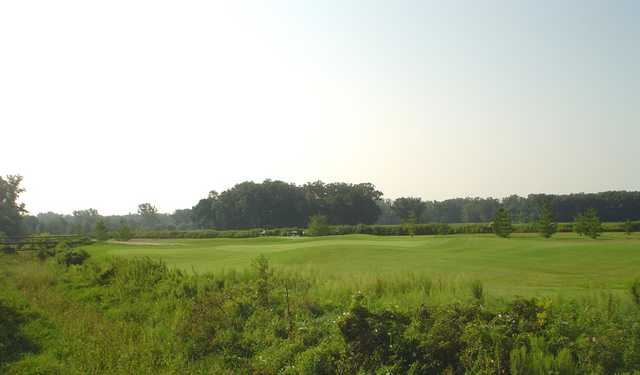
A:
306,182,382,225
138,203,159,229
172,208,194,230
0,175,27,237
72,208,99,234
537,203,557,238
392,197,426,223
492,208,512,238
375,199,401,225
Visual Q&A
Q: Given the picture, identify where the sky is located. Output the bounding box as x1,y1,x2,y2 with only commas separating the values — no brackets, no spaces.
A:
1,1,639,215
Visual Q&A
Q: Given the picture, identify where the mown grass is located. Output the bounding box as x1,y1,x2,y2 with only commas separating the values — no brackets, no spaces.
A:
88,233,640,299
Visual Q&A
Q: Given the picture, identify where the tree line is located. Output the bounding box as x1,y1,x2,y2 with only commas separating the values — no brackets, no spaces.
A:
2,174,640,236
378,191,640,224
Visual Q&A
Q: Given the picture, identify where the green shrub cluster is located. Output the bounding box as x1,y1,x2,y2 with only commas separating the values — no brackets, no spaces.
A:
307,215,330,236
55,247,90,266
129,221,639,239
35,240,91,266
3,254,640,374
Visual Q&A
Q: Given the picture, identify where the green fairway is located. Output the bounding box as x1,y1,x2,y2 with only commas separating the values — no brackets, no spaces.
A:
87,233,640,298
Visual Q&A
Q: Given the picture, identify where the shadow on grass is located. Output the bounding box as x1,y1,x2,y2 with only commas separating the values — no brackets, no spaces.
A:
0,300,40,368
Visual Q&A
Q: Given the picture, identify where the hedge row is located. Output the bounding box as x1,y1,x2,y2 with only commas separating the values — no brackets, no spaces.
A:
132,227,305,239
127,221,640,239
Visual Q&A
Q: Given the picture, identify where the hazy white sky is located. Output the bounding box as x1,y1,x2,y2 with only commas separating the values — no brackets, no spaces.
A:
1,1,639,215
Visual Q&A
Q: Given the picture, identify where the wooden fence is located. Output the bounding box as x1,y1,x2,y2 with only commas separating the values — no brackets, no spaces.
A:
1,235,91,252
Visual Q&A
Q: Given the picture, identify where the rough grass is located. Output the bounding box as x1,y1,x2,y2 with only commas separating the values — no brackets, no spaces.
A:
87,233,640,299
3,236,640,374
0,255,187,374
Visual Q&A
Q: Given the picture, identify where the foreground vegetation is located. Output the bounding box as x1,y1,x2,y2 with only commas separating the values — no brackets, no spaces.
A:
90,233,640,298
2,234,640,374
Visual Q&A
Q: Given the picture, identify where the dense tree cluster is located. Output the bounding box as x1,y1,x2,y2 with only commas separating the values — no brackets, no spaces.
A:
391,197,426,223
192,180,382,229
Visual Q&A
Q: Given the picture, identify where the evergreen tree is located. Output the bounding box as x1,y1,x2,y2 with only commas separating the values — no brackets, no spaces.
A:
537,203,557,238
583,208,602,239
574,213,587,236
624,219,634,237
492,208,512,238
94,219,109,241
115,222,133,241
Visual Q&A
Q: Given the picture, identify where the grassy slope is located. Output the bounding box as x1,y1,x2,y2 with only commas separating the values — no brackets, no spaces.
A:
87,233,640,298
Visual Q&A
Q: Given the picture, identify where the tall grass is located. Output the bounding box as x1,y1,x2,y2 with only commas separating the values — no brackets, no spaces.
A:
3,252,640,374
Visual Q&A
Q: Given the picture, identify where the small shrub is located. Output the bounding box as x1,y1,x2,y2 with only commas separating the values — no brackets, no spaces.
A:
94,219,110,241
115,223,133,241
252,255,272,307
2,245,16,254
574,214,587,236
35,241,60,260
436,222,451,235
625,220,634,237
36,247,53,261
307,215,330,236
289,339,343,375
55,248,90,266
631,279,640,306
54,240,71,253
470,280,484,301
510,337,577,375
338,293,411,372
402,214,417,237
